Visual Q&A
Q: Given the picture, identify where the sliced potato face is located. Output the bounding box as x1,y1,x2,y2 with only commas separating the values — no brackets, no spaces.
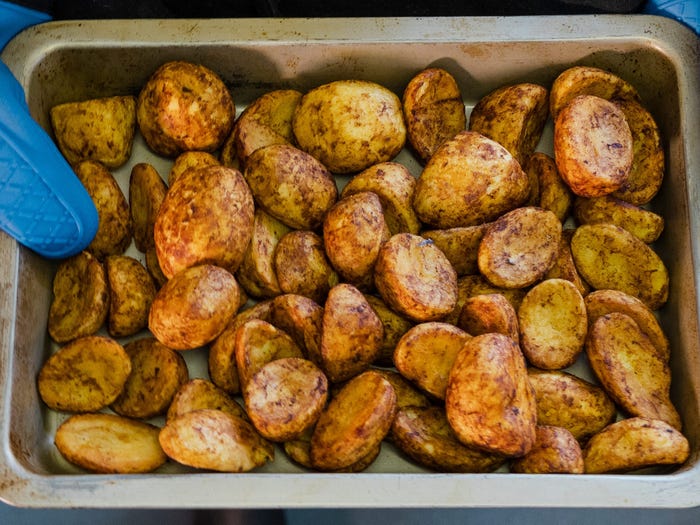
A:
421,224,488,277
573,195,664,244
458,293,519,342
510,425,584,474
167,378,248,422
129,162,167,253
105,255,156,338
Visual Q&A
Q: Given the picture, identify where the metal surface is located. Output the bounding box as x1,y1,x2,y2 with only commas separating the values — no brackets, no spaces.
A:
0,15,699,508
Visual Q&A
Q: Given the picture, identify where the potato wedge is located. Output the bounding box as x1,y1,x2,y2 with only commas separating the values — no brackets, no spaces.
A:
364,295,414,367
284,428,381,472
372,368,431,410
573,194,664,243
269,294,324,366
457,293,519,342
543,229,590,297
510,425,584,474
145,247,168,289
208,322,244,395
167,378,248,422
168,150,219,187
525,152,573,223
129,162,167,252
105,255,156,338
421,224,488,277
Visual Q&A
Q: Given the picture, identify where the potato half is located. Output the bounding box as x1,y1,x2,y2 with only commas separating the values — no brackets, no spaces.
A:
105,254,156,338
510,425,584,474
129,162,167,253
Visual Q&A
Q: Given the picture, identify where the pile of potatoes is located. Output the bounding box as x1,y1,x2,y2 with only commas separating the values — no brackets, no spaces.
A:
38,59,689,476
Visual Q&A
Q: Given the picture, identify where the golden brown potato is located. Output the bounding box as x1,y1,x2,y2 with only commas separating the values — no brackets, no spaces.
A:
208,322,244,395
364,295,414,366
456,274,529,312
50,95,136,169
586,312,681,430
371,368,431,410
144,247,168,289
129,162,167,253
148,264,240,350
478,206,562,289
446,333,537,457
136,60,234,157
168,150,219,187
167,378,248,422
543,229,590,297
284,428,381,472
374,233,458,322
48,251,109,344
421,224,489,277
74,160,132,259
111,337,188,419
310,370,397,471
527,368,616,442
457,293,519,342
293,79,406,174
518,278,587,370
413,130,529,228
573,194,664,243
224,298,275,334
105,255,156,338
340,162,421,235
244,357,328,441
154,165,255,279
320,283,384,383
159,408,274,472
510,425,584,474
571,223,669,310
244,144,338,229
55,413,166,474
554,95,633,197
269,294,324,367
468,83,549,166
274,230,339,304
525,152,573,222
583,417,689,474
402,67,466,163
394,322,470,400
392,405,505,473
323,191,390,290
38,335,131,413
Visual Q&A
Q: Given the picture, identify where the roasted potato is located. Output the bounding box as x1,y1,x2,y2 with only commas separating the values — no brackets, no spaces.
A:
364,295,414,366
457,293,519,342
456,274,529,312
371,368,431,410
168,150,219,187
105,255,156,338
284,427,381,472
208,321,245,395
144,247,169,289
269,294,324,366
573,194,664,243
524,152,573,223
543,229,590,297
510,425,584,474
129,162,167,253
421,224,488,277
167,378,248,422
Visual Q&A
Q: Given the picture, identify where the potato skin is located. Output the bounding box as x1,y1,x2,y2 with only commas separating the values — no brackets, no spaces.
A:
510,425,584,474
525,152,573,223
422,224,488,277
129,162,167,253
105,255,156,338
458,293,519,342
167,378,248,422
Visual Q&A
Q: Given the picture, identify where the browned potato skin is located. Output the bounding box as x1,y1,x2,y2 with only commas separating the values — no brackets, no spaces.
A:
154,165,255,279
525,152,573,223
543,229,590,297
129,162,167,253
402,67,466,164
208,322,244,395
310,370,397,471
469,83,549,166
510,425,584,474
148,264,241,351
38,335,131,413
372,368,431,410
392,405,505,473
168,150,219,187
421,224,488,277
137,60,234,157
413,130,529,229
159,408,274,472
458,293,519,342
48,251,109,344
478,206,562,289
320,284,384,383
583,417,689,474
284,428,381,472
528,368,616,443
111,337,188,419
105,255,156,338
167,378,248,422
364,295,414,367
50,95,136,169
374,233,458,323
74,160,132,260
446,333,537,457
269,294,324,366
55,413,166,474
586,312,681,430
323,191,390,290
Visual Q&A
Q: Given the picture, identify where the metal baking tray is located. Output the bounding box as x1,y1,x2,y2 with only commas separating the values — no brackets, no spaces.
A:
1,15,699,508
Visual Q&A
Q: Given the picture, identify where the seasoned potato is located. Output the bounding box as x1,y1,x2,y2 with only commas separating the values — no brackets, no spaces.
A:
159,408,274,472
48,251,109,343
421,224,488,277
554,95,633,197
446,333,537,457
136,60,234,157
50,95,136,169
586,312,681,430
145,247,168,289
168,150,219,187
224,298,274,333
323,191,390,290
320,283,384,383
510,425,584,474
392,405,504,473
274,230,339,304
244,144,338,229
340,162,421,235
456,274,529,312
543,229,590,297
55,413,166,474
310,370,397,471
573,194,664,243
111,337,188,419
364,295,414,366
148,264,240,350
374,233,458,322
105,255,156,338
571,223,669,310
154,165,255,279
167,378,248,422
527,368,616,442
269,294,324,366
402,67,466,163
293,79,406,173
413,130,529,228
393,322,470,400
457,293,519,342
583,417,689,474
129,162,167,252
525,152,573,222
38,335,131,413
478,206,562,289
244,357,328,441
518,279,587,370
372,368,431,410
208,322,244,395
284,427,381,472
469,83,549,166
74,160,132,259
